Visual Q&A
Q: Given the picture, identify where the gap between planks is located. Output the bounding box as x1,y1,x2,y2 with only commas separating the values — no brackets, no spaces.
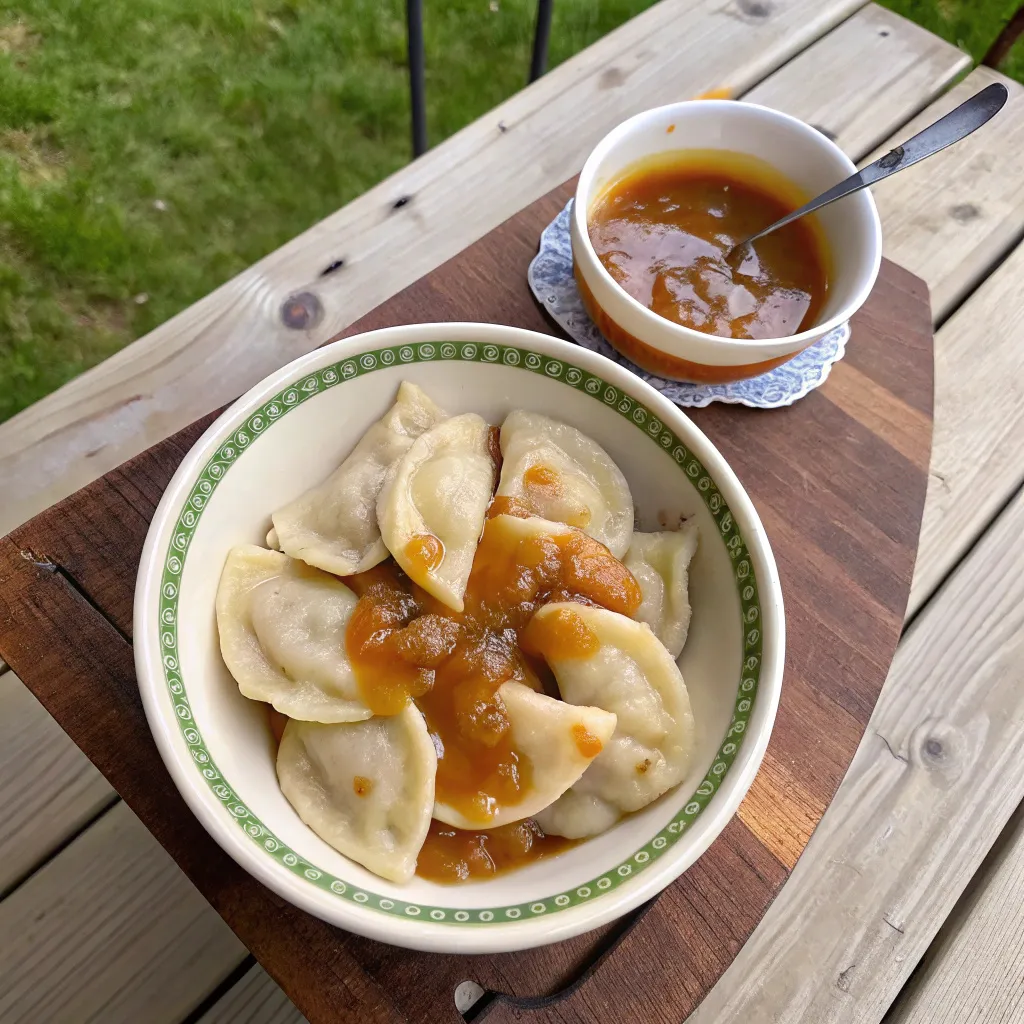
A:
686,481,1024,1024
0,0,871,537
884,791,1024,1024
0,8,979,1024
0,671,113,898
0,801,246,1024
196,964,308,1024
201,24,1007,1024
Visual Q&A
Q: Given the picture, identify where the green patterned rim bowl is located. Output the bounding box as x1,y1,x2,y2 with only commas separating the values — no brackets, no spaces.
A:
135,322,785,954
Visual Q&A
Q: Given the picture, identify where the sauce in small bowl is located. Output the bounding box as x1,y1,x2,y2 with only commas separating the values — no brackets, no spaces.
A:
571,100,881,384
588,151,828,341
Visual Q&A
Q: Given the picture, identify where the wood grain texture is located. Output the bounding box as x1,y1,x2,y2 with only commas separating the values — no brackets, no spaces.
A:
886,801,1024,1024
0,175,933,1023
0,11,968,1016
0,800,245,1023
667,70,1024,1024
908,239,1024,617
0,0,968,551
199,966,308,1024
744,4,969,162
0,671,112,895
0,532,692,1023
0,539,404,1024
869,67,1024,323
0,0,866,537
687,483,1024,1024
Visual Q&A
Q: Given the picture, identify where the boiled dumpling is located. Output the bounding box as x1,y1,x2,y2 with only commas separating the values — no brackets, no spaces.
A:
269,382,446,576
432,681,617,830
528,603,695,839
216,545,371,723
277,705,436,883
624,521,699,659
495,410,634,558
377,412,496,612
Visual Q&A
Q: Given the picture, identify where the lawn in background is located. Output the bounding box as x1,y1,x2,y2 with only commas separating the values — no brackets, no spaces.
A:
0,0,1021,425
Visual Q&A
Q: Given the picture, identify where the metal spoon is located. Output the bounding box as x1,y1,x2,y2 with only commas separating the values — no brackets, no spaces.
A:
725,82,1009,266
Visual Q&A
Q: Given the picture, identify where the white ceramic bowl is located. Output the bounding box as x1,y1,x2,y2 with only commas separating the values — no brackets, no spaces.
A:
135,322,784,953
572,100,882,383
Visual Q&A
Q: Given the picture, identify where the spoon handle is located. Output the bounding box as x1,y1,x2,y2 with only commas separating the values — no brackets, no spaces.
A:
741,82,1009,247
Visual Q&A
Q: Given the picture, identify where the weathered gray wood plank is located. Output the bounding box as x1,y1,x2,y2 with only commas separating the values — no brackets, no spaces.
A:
745,4,969,162
687,486,1024,1023
0,0,867,536
0,672,112,895
868,67,1024,324
885,801,1024,1024
909,239,1024,616
199,966,308,1024
0,801,245,1024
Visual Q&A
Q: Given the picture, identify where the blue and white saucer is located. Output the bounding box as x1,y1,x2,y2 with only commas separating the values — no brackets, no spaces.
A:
527,201,848,410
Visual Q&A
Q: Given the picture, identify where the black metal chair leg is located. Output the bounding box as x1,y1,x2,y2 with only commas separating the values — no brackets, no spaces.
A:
405,0,553,156
529,0,554,83
406,0,428,157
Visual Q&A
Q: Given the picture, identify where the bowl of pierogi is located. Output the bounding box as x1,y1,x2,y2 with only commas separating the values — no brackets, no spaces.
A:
135,321,784,953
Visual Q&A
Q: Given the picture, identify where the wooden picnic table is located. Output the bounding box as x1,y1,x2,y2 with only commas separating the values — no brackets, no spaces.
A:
1,2,1023,1022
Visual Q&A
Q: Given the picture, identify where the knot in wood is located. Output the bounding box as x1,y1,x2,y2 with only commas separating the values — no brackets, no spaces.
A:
599,67,627,89
280,292,323,331
950,203,980,223
737,0,773,18
911,719,966,786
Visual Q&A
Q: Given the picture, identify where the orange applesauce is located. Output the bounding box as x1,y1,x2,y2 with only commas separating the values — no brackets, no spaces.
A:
416,818,577,884
588,150,828,340
339,511,642,880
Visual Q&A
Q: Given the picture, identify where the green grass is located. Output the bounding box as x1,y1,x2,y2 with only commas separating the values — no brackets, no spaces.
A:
0,0,1021,425
882,0,1024,82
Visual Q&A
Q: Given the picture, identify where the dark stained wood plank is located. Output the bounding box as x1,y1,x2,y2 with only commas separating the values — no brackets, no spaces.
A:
0,539,399,1024
484,818,788,1024
0,177,932,1024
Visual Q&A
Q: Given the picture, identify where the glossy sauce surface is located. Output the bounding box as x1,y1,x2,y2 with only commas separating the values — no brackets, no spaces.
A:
416,818,577,884
588,151,828,340
344,513,642,837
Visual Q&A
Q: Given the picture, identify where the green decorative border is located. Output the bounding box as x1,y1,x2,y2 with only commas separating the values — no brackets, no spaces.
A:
158,340,763,924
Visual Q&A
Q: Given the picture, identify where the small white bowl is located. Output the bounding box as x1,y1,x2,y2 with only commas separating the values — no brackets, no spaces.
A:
134,322,784,953
572,100,882,383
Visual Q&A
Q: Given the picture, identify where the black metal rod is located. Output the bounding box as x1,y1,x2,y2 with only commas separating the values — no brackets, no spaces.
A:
406,0,427,156
529,0,554,83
